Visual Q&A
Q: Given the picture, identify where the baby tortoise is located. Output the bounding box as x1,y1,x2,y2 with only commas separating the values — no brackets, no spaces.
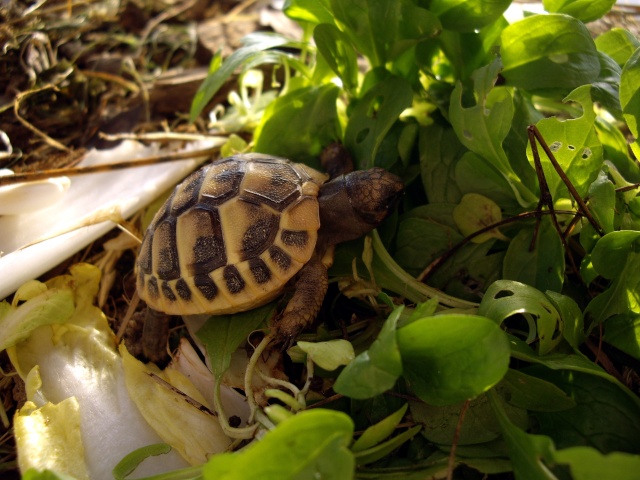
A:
136,150,403,359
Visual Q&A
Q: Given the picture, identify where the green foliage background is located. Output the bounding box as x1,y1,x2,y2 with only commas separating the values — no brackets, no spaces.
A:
192,0,640,478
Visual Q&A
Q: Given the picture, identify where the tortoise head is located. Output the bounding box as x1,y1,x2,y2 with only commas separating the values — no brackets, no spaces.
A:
318,167,404,245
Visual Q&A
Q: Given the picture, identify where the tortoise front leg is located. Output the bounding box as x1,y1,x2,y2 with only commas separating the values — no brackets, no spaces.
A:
275,253,330,342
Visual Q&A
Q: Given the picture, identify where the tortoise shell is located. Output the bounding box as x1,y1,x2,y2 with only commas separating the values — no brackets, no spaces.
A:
136,154,328,316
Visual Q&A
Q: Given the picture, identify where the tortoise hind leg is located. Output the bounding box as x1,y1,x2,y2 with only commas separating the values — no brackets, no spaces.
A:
275,254,329,342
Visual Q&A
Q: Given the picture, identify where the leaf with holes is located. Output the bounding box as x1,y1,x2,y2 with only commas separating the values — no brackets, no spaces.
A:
450,59,538,208
478,280,564,355
527,85,603,201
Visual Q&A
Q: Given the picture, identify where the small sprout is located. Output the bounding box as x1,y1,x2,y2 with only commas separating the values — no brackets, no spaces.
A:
296,339,355,371
453,193,510,243
264,404,294,425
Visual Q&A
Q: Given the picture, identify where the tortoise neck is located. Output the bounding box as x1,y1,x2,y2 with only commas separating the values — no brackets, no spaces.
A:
317,175,375,245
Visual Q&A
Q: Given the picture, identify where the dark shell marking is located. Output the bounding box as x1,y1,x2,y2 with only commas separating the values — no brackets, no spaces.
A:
136,154,324,315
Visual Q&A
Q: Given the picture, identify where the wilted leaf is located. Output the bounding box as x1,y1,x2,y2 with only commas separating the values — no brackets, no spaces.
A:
453,193,508,243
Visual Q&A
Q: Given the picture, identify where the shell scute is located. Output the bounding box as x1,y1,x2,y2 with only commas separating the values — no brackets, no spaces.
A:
176,206,226,276
199,158,244,206
170,166,205,216
152,220,180,281
137,155,324,315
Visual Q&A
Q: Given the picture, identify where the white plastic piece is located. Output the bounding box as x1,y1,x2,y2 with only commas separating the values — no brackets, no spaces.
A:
0,169,71,215
0,139,223,300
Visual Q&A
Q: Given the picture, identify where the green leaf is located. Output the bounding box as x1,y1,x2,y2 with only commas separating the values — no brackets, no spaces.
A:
418,123,464,204
432,15,509,81
428,240,502,302
585,169,616,235
397,314,510,406
203,409,355,479
354,425,422,465
487,390,557,480
253,83,341,163
603,313,640,360
400,298,439,329
545,291,585,349
297,339,355,371
314,23,359,94
449,59,537,207
501,14,600,91
329,0,439,67
411,391,529,445
553,446,640,479
595,28,640,67
336,231,476,310
502,217,565,296
344,75,413,170
507,335,640,410
455,151,523,211
283,0,334,25
395,212,463,276
22,470,77,480
196,303,275,379
620,47,640,141
543,0,616,23
592,51,623,119
190,32,294,120
596,117,640,183
429,0,511,32
333,306,403,399
352,404,407,452
525,366,640,454
502,369,576,412
584,231,640,325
